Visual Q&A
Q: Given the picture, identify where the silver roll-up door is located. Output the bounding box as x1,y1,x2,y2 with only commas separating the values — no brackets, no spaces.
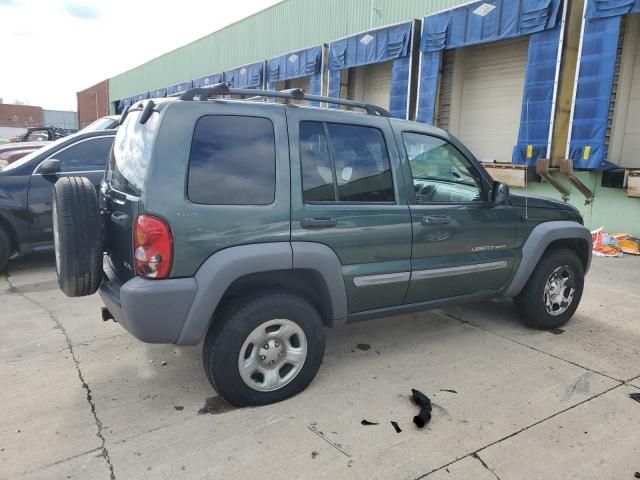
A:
347,61,393,110
619,18,640,168
454,36,529,163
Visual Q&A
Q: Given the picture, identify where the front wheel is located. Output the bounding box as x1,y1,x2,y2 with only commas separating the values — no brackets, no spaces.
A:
515,248,585,330
203,291,326,406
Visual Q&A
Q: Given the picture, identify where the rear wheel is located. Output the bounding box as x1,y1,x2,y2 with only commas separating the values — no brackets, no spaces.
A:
0,227,11,272
53,177,103,297
515,248,584,329
203,291,325,406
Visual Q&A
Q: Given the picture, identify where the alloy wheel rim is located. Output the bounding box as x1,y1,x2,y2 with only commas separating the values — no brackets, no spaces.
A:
543,265,575,316
237,318,307,392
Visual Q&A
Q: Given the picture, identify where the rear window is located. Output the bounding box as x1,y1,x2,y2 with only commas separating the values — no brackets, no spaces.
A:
187,115,276,205
108,109,160,196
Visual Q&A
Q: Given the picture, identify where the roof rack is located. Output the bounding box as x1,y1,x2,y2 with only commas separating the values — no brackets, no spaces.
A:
178,83,392,117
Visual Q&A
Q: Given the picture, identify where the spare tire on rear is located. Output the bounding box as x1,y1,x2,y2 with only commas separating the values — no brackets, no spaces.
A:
53,177,103,297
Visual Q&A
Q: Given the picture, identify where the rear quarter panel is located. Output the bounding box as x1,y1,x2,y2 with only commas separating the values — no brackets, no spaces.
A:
143,101,291,278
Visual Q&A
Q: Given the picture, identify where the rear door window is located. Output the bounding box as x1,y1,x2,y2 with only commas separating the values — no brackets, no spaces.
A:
188,115,276,205
51,137,113,173
299,121,394,203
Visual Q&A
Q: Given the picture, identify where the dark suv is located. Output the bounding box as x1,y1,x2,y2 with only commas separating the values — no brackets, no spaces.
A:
53,86,591,406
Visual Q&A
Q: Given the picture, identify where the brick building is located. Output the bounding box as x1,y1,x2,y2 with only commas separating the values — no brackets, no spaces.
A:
76,80,109,128
0,103,43,129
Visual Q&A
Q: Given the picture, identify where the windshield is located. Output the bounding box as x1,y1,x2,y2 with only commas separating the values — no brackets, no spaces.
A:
107,108,160,195
81,117,118,133
0,136,69,172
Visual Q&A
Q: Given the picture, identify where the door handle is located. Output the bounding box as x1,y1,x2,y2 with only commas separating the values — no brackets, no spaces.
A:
421,215,451,226
301,217,338,229
110,211,129,226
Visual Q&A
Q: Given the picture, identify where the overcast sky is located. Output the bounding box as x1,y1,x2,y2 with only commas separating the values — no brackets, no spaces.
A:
0,0,282,111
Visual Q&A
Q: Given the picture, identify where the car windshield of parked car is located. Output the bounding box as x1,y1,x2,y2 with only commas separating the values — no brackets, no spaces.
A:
1,135,72,172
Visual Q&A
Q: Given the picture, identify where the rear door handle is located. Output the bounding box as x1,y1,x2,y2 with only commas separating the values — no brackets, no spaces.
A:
301,217,338,229
421,215,451,226
110,211,129,226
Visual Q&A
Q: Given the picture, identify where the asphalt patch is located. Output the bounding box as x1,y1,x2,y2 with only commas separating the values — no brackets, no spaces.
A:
356,343,371,351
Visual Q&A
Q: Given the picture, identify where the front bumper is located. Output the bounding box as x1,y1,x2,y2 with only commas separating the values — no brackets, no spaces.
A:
99,262,197,344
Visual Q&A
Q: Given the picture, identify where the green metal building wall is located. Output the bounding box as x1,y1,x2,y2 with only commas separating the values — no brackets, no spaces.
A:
109,0,467,103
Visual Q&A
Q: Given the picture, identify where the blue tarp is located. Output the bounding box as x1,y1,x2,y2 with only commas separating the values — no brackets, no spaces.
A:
569,14,622,169
265,46,323,105
513,25,563,165
567,0,639,169
193,73,223,88
148,88,167,99
167,80,193,96
417,0,564,165
328,22,412,71
224,62,264,89
586,0,640,19
420,0,562,53
266,46,322,84
327,22,413,119
416,51,442,125
116,97,134,114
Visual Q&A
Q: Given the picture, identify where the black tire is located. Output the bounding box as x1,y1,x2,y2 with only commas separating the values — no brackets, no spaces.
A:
515,248,584,330
203,291,326,407
52,177,103,297
0,227,11,272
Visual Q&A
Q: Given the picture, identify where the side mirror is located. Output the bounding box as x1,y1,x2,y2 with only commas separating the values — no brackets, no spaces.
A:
38,158,61,175
491,181,510,205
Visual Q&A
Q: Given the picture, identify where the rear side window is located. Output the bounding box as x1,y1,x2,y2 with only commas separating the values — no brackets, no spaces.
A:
188,116,276,205
109,109,160,196
299,121,394,203
53,137,113,172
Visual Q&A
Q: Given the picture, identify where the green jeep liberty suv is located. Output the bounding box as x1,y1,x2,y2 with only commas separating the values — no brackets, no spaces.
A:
52,85,592,406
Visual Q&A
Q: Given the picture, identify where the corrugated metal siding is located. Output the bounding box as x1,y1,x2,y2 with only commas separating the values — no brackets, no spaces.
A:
109,0,467,102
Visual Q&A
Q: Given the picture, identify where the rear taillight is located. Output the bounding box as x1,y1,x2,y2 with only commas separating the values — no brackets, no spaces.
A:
133,214,173,279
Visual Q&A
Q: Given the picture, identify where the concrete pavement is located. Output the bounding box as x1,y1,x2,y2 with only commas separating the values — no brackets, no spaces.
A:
1,254,639,479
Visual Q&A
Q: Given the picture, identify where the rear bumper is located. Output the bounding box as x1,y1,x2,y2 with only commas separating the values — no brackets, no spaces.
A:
99,263,197,344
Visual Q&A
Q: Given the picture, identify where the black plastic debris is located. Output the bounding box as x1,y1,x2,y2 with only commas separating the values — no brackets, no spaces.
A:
391,421,402,433
440,389,458,394
360,419,379,426
635,472,640,479
411,389,432,428
630,393,640,404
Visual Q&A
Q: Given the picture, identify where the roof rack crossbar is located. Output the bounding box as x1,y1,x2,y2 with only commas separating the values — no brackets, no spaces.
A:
178,84,391,117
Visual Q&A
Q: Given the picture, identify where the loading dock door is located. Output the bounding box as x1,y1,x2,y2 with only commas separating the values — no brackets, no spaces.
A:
620,18,640,169
276,77,310,104
347,61,393,111
452,37,529,163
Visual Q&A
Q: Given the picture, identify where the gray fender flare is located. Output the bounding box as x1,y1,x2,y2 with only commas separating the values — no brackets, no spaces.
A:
291,242,348,327
175,242,348,345
504,221,592,298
